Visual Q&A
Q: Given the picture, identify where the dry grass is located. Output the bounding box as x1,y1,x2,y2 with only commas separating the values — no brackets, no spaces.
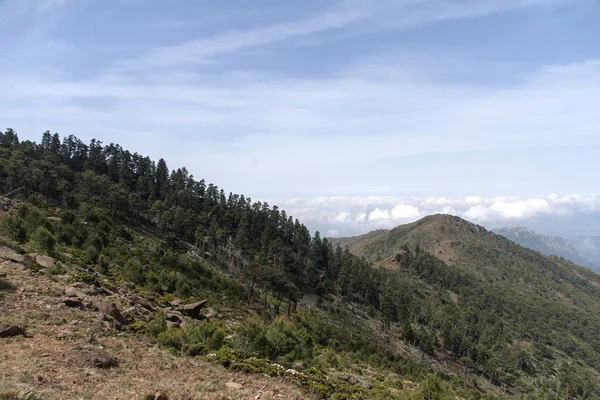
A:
0,261,313,400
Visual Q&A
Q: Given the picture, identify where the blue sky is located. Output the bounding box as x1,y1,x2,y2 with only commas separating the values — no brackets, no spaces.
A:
1,0,599,235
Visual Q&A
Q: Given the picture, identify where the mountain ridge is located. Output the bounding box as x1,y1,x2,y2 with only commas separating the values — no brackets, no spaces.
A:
492,226,596,271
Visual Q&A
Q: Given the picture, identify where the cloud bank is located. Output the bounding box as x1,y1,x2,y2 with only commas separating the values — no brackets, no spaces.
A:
268,194,600,237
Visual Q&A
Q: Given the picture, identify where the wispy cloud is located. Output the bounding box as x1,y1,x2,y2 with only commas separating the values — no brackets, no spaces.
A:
112,7,369,73
109,0,573,74
38,0,70,11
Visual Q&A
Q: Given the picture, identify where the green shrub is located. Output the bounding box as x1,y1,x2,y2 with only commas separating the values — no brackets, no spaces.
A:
147,312,167,338
30,226,56,253
157,321,226,356
0,214,26,242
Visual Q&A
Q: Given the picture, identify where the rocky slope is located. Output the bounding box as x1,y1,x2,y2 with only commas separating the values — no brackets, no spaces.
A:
0,246,311,400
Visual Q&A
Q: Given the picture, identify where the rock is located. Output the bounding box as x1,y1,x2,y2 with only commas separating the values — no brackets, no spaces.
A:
61,297,83,308
88,350,118,369
82,285,100,296
169,299,184,307
0,246,24,263
82,296,94,309
165,313,182,323
128,294,156,312
154,393,168,400
225,382,243,389
0,324,26,338
57,330,73,341
64,287,86,299
201,307,217,320
94,298,127,325
71,282,89,289
35,254,56,269
166,320,180,329
181,300,208,319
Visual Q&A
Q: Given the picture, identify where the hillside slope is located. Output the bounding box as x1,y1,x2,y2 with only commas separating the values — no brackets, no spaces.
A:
0,246,310,400
331,214,600,398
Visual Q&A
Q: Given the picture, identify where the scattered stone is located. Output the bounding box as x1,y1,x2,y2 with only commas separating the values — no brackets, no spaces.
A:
70,319,81,325
71,282,89,289
225,382,243,389
154,393,168,400
0,324,26,338
61,297,83,308
181,300,208,319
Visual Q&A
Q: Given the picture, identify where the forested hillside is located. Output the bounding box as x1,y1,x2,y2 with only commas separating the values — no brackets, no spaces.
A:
1,129,600,399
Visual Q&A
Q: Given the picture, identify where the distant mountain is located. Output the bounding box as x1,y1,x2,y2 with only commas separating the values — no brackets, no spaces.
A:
569,235,600,271
492,226,597,271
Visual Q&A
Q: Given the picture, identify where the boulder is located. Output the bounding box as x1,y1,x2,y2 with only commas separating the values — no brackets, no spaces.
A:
61,297,83,308
181,300,208,319
154,393,168,400
0,246,23,263
94,298,127,325
165,313,183,323
128,294,156,312
0,324,25,338
64,286,86,299
35,254,57,269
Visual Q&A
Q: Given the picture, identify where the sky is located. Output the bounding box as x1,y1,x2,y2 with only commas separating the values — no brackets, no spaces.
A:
1,0,599,237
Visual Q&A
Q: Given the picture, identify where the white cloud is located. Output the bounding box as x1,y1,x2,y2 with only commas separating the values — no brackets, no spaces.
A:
490,198,551,219
391,204,422,219
369,208,391,221
267,194,600,237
